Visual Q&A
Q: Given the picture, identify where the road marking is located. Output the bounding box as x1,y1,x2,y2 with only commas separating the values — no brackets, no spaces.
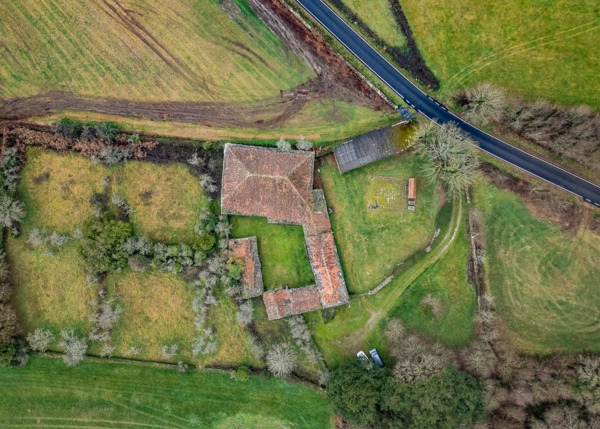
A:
585,198,592,202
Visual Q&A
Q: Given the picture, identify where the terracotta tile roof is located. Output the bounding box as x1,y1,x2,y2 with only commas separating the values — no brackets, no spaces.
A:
222,144,350,319
263,286,322,320
221,144,315,225
305,232,349,307
230,237,263,299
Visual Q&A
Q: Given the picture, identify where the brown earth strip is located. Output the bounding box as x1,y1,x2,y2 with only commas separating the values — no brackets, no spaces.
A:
248,0,391,112
0,1,390,128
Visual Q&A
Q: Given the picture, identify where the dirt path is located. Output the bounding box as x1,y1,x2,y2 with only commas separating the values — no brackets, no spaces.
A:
334,197,463,353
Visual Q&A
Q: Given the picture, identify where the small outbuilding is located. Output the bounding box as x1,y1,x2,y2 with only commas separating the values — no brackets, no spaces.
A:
408,178,416,211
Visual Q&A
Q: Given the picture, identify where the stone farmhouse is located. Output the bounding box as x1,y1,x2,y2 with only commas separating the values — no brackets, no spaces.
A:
221,144,349,320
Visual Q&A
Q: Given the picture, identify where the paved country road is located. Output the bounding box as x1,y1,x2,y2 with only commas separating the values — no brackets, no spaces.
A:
295,0,600,207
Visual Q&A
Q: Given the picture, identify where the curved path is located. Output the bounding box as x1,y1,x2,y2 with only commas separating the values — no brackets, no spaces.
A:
335,198,463,353
296,0,600,207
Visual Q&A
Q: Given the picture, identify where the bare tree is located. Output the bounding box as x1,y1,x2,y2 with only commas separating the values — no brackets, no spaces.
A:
464,82,506,123
276,138,292,152
266,343,296,377
421,294,444,319
27,328,55,352
236,301,254,326
414,121,480,196
58,329,88,367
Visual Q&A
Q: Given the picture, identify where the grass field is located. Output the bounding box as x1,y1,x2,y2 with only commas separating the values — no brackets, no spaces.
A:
102,272,261,367
319,152,442,293
0,357,333,428
326,0,406,48
390,222,475,347
230,216,315,289
401,0,600,107
474,179,600,353
0,0,311,103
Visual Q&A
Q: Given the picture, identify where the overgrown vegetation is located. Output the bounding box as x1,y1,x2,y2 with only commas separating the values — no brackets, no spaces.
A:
326,359,484,428
414,121,480,196
459,83,600,172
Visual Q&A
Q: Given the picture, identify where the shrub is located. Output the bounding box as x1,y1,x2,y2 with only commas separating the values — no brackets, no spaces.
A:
0,194,25,228
94,122,120,142
98,147,131,165
80,214,133,273
58,329,88,367
27,328,55,352
0,343,16,367
161,344,178,359
236,301,254,326
53,118,83,138
296,136,314,151
266,343,296,378
234,366,250,382
276,138,291,152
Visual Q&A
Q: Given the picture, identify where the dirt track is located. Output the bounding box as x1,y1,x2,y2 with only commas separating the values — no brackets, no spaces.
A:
0,1,390,129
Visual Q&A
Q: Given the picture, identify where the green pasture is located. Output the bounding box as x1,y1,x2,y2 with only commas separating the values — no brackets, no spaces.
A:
474,178,600,353
230,216,315,289
401,0,600,107
0,357,333,428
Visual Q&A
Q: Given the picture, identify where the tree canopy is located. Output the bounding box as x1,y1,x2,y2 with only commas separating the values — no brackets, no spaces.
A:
327,361,484,428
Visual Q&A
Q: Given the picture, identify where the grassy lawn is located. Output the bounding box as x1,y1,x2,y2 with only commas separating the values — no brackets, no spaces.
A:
320,151,442,293
0,357,333,428
9,240,96,336
326,0,406,48
473,178,600,353
230,216,315,289
389,222,476,347
401,0,600,107
113,161,206,244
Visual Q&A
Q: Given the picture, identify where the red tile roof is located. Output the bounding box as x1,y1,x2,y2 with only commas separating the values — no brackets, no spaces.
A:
305,232,349,308
263,286,322,320
230,237,263,299
222,144,350,320
221,144,315,225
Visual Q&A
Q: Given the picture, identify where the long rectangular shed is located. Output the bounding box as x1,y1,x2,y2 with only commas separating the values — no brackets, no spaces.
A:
334,127,399,173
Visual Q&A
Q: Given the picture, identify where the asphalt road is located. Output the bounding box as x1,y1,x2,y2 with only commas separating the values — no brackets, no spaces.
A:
296,0,600,207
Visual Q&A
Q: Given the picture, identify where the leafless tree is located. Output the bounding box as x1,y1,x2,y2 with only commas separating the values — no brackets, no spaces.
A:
27,328,55,352
266,343,296,377
58,329,88,367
